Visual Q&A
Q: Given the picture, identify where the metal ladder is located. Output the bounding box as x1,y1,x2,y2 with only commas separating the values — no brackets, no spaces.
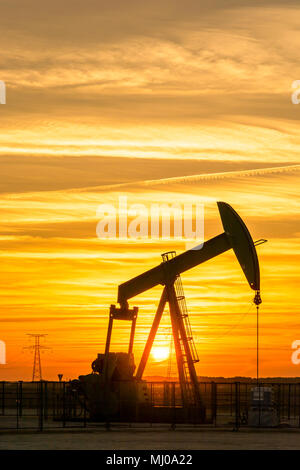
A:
162,251,199,405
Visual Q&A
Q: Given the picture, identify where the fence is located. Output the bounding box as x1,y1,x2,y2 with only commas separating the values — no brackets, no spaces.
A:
0,380,300,431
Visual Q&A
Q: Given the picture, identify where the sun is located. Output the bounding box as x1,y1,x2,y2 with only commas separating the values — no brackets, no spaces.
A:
151,346,170,362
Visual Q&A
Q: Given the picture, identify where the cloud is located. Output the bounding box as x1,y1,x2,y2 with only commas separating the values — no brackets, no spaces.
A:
1,0,300,164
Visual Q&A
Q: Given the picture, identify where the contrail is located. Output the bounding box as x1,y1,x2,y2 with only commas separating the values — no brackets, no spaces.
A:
75,163,300,192
140,163,300,186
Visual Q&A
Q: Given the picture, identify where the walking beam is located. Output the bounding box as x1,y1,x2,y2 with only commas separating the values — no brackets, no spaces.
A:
118,201,260,307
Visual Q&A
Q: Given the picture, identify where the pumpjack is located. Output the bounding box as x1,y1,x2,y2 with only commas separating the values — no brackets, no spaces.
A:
74,202,262,422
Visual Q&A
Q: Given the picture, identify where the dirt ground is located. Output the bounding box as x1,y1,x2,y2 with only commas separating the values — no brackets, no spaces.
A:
0,428,300,450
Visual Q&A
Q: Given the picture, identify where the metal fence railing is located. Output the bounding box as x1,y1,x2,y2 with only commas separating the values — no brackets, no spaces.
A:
0,380,300,431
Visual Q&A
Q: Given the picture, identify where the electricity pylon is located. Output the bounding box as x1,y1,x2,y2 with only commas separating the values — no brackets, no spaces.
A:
24,334,49,381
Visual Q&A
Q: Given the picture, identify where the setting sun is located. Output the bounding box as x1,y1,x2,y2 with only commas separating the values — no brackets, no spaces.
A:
151,346,170,362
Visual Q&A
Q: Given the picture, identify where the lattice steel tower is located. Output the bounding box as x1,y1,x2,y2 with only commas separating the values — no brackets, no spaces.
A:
25,334,48,381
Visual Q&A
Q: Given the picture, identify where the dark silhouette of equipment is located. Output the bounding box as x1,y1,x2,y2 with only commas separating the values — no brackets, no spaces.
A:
75,202,262,422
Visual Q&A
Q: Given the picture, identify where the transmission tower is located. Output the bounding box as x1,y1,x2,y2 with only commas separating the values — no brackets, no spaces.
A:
24,334,48,381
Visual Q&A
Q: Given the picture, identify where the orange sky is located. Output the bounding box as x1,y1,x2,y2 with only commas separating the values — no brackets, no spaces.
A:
0,0,299,381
